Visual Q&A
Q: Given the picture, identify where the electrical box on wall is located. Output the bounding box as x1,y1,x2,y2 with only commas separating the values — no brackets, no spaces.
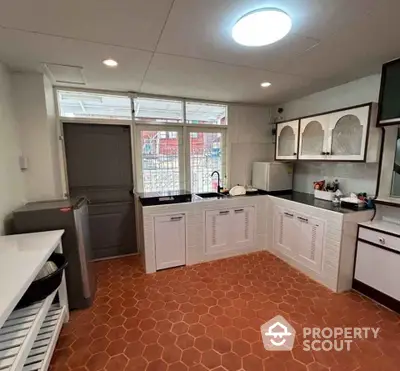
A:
19,156,28,171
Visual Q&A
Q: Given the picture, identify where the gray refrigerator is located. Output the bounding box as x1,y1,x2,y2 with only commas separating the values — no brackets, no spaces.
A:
13,198,96,310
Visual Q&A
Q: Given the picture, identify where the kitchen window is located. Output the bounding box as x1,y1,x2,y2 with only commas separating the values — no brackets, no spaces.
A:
134,97,228,193
57,90,131,120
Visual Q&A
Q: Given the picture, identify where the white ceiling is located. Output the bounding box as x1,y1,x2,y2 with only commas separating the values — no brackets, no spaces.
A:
0,0,399,104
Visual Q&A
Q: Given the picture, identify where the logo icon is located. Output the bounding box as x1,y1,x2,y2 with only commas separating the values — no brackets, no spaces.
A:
261,315,296,351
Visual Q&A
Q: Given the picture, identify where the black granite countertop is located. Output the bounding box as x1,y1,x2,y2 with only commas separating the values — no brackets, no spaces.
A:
272,192,368,214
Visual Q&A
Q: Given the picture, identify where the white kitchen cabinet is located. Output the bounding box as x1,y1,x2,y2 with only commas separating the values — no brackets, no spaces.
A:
273,206,298,258
154,214,186,270
299,115,329,160
296,213,324,273
205,209,231,254
206,206,255,255
275,120,299,160
231,206,255,249
285,103,378,162
273,206,325,272
326,106,370,161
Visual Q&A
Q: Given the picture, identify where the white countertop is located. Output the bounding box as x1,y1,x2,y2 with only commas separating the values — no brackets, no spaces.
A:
0,230,64,329
359,220,400,236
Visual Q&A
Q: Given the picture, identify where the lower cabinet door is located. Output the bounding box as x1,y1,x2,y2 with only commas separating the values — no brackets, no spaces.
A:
355,241,400,301
154,214,186,270
296,213,325,273
205,210,231,254
273,206,298,257
231,206,255,249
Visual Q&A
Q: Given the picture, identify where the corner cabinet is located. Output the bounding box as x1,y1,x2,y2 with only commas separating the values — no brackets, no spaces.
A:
275,120,299,160
273,206,325,273
278,103,379,162
205,206,255,255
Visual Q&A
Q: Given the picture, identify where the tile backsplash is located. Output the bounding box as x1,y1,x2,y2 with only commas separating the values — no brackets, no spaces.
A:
293,162,379,196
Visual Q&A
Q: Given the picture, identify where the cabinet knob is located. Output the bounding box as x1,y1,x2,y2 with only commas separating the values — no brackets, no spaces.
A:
379,237,386,244
326,152,331,155
293,152,297,156
321,152,325,155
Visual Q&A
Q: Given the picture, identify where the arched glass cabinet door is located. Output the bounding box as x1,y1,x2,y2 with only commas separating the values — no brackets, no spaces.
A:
327,106,370,161
299,115,329,160
275,120,299,160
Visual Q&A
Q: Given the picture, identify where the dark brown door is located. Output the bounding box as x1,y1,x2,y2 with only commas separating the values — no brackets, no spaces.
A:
63,123,136,259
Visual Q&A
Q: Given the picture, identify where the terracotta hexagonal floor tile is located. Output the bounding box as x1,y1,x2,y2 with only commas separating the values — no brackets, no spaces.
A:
223,326,241,341
242,354,263,370
214,337,232,354
222,352,242,371
199,314,214,326
106,326,126,341
125,341,145,358
232,339,251,357
159,332,177,347
86,351,109,371
188,323,206,338
176,333,195,350
140,330,160,345
205,324,223,339
147,359,168,371
201,349,222,369
67,348,91,369
90,324,110,339
242,328,260,343
143,343,163,362
162,344,182,364
125,328,143,343
106,338,127,357
194,336,213,352
171,322,189,336
182,347,201,367
168,361,188,371
125,356,148,371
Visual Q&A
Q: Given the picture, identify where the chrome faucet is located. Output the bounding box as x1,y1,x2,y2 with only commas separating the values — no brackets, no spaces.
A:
211,171,222,193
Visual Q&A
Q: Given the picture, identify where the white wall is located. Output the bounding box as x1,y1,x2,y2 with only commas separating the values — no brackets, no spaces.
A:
12,72,62,201
278,74,382,196
0,63,25,234
280,74,381,119
228,104,273,186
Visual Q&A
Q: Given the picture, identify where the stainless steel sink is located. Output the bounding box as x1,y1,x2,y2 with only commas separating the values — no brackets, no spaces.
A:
196,192,227,199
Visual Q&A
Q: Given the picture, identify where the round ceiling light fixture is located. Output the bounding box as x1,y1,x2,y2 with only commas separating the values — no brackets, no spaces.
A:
102,58,118,67
232,9,292,47
261,82,272,88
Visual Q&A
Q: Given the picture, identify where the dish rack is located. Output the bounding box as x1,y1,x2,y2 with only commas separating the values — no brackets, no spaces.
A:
0,231,69,371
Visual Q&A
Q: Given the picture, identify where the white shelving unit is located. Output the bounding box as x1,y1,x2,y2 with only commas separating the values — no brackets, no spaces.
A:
0,231,68,371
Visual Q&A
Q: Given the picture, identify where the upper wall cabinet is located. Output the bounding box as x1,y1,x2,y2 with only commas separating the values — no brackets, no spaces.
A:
299,114,329,160
277,103,379,163
275,120,299,160
327,106,370,161
378,58,400,126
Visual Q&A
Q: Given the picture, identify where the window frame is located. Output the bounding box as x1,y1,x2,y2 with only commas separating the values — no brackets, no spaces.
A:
55,88,229,195
185,127,227,193
133,95,228,193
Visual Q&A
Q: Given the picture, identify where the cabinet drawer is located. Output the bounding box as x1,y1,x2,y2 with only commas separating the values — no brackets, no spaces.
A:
358,227,400,252
355,241,400,301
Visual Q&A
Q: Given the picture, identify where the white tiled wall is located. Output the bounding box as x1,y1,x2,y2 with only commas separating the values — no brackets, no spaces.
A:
293,162,379,196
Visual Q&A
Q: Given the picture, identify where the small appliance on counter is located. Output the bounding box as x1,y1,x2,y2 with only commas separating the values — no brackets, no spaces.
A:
13,198,96,310
252,162,293,193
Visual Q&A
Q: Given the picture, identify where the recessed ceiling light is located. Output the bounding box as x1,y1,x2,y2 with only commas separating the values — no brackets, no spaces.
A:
261,82,272,88
102,59,118,67
232,9,292,47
